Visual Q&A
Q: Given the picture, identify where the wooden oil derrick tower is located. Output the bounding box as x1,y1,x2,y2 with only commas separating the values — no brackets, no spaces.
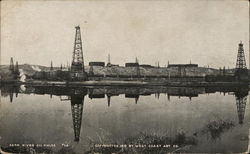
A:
71,95,85,142
135,57,140,78
107,54,111,67
50,61,53,71
14,61,20,79
71,26,87,81
235,41,248,81
9,57,19,79
9,57,14,72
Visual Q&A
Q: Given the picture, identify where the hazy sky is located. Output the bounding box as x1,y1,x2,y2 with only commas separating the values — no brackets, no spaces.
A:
1,0,249,68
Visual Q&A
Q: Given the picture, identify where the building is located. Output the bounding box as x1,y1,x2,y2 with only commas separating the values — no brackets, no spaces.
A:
168,63,198,77
125,63,139,67
168,64,198,68
140,64,154,68
89,62,105,67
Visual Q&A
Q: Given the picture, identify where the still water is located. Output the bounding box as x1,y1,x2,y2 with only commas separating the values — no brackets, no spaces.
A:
0,85,249,153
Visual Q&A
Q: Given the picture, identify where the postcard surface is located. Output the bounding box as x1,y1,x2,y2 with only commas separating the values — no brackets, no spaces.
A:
0,0,249,153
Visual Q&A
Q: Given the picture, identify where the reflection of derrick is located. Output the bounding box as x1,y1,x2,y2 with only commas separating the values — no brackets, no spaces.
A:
71,95,85,142
9,91,13,103
235,89,248,124
9,86,19,103
106,92,119,107
235,96,247,124
107,95,111,107
155,93,160,99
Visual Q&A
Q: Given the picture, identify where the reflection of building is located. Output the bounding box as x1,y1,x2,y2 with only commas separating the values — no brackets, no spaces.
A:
88,89,105,99
71,95,85,142
125,94,139,104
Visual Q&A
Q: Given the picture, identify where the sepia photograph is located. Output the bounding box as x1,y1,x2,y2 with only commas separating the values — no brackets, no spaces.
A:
0,0,249,153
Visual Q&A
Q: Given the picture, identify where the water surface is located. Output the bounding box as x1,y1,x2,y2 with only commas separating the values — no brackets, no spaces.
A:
0,86,249,153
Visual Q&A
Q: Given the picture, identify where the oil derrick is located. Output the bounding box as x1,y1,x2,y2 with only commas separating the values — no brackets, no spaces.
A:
9,57,14,72
235,89,248,124
71,26,87,81
236,41,247,69
15,61,19,73
71,95,85,142
223,66,226,76
14,61,20,79
107,54,111,67
50,61,53,71
135,57,140,78
235,41,248,81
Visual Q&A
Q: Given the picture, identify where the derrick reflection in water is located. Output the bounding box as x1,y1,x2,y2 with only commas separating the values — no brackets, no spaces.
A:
0,85,248,142
71,95,85,142
234,88,248,124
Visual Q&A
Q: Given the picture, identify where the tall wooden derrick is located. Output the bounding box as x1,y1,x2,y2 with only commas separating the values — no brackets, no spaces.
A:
9,57,14,72
107,54,111,67
135,57,140,78
9,57,19,80
235,41,248,81
71,26,87,81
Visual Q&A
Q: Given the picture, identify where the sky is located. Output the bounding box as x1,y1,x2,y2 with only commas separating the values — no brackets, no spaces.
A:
0,0,249,68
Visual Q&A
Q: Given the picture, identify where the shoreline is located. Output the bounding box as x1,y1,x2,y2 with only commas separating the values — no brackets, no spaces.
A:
0,80,248,87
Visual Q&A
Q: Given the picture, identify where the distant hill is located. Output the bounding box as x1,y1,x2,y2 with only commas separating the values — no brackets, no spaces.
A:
0,64,60,79
0,63,238,80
